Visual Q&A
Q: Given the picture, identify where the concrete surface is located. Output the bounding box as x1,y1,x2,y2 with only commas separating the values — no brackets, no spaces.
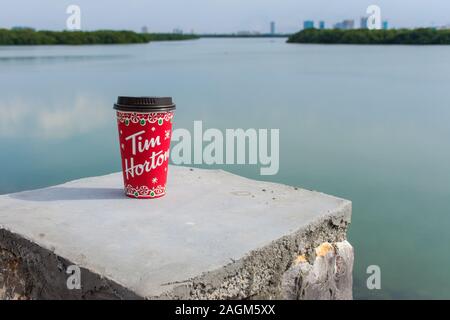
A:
0,166,352,299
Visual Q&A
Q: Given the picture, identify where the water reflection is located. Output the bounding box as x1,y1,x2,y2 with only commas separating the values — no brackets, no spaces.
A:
0,95,110,139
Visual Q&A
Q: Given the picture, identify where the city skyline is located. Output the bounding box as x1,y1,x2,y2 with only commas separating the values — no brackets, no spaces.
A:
1,0,450,33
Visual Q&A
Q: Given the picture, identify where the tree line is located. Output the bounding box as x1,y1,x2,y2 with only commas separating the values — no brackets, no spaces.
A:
287,28,450,45
0,29,199,45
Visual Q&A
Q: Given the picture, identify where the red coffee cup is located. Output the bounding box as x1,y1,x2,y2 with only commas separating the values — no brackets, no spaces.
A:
114,96,175,199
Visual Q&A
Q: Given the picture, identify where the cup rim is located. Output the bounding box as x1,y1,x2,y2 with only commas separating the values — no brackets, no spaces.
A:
114,103,176,112
114,96,176,112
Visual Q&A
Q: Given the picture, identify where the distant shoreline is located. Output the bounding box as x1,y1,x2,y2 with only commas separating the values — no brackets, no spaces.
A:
0,29,199,45
287,28,450,45
198,34,290,38
4,28,450,46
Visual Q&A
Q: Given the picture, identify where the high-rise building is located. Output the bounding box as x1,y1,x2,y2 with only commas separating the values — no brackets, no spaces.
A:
141,26,148,34
342,20,355,29
360,17,368,29
319,21,325,29
334,19,354,30
270,21,276,35
382,21,389,30
303,20,314,30
173,28,183,34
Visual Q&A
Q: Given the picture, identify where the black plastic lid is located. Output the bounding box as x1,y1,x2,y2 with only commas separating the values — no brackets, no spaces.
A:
114,96,176,112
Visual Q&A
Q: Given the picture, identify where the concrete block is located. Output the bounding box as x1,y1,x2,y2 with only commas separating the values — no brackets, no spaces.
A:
0,166,352,299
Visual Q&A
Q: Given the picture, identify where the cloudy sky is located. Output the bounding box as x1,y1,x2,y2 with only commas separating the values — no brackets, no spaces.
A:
0,0,449,33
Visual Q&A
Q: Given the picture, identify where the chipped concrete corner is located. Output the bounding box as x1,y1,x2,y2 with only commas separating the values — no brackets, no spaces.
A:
281,241,353,300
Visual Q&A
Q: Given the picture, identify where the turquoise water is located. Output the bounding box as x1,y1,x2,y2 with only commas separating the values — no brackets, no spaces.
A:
1,38,450,299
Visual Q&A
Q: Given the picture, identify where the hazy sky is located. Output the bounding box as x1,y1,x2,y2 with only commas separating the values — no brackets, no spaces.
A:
1,0,449,33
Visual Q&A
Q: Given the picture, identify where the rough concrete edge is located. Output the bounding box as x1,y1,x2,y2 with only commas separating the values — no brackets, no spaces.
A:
0,227,142,300
152,201,352,299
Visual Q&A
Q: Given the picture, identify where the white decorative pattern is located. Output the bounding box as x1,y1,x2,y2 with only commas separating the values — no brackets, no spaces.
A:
117,111,174,126
125,184,165,198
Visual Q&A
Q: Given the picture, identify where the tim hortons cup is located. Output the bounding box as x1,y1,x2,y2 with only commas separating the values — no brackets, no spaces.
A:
114,96,176,199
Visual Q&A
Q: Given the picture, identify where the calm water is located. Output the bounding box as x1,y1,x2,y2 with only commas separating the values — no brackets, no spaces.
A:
1,38,450,299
